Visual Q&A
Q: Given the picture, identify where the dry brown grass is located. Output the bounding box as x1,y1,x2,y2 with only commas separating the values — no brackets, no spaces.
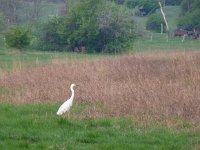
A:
0,52,200,122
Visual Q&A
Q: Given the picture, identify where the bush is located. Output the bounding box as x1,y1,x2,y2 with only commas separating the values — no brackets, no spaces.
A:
38,0,135,53
177,9,200,29
5,26,32,49
36,15,67,51
125,0,158,12
180,0,200,14
137,0,158,15
96,2,135,53
146,14,165,33
125,0,139,9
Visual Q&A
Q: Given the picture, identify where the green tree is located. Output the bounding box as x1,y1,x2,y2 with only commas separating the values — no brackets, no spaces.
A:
178,9,200,29
125,0,139,9
36,15,67,51
5,26,32,49
146,13,165,33
39,0,135,53
178,0,200,29
65,0,100,52
180,0,200,14
137,0,159,15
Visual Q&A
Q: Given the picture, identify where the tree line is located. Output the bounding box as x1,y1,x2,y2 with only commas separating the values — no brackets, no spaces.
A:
178,0,200,30
0,0,199,53
1,0,136,53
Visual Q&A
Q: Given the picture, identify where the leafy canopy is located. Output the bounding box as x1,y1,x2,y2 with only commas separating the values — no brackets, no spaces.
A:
38,0,135,53
146,13,165,33
5,26,32,49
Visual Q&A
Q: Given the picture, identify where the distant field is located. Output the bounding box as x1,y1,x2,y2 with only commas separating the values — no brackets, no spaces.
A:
0,48,109,70
132,36,200,52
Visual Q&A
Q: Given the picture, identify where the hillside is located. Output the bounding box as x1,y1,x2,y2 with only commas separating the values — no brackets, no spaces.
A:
135,6,181,35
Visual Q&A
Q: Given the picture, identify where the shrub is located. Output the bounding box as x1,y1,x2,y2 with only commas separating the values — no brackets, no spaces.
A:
36,15,67,51
180,0,200,14
96,2,135,53
146,14,165,33
177,9,200,29
125,0,159,12
38,0,135,53
125,0,139,9
137,0,158,15
5,26,32,49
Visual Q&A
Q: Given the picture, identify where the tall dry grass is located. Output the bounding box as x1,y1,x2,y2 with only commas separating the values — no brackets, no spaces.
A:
0,52,200,122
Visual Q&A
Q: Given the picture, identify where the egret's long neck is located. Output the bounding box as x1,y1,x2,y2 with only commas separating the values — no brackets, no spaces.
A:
70,86,75,102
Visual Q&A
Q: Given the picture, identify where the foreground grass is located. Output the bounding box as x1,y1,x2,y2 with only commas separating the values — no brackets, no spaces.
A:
0,104,199,150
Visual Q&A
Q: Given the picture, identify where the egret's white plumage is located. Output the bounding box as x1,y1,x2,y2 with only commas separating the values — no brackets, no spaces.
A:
56,83,76,115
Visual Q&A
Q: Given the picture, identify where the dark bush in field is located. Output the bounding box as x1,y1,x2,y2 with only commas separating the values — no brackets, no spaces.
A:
35,16,67,51
38,0,135,53
5,26,32,49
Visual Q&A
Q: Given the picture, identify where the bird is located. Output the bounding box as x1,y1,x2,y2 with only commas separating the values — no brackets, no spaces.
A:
56,83,76,116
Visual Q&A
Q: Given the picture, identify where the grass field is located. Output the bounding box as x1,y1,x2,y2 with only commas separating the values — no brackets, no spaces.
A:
1,52,200,149
0,104,199,150
0,48,109,70
1,36,200,70
0,3,200,150
132,36,200,52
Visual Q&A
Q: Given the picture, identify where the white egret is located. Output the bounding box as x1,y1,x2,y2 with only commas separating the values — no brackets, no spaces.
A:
56,83,76,115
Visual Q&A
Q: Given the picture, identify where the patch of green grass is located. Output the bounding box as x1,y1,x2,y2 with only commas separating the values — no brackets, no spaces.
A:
0,49,108,70
131,36,200,53
0,103,199,149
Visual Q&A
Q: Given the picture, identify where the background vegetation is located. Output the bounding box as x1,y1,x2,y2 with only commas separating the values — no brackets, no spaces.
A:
177,0,200,29
0,0,199,54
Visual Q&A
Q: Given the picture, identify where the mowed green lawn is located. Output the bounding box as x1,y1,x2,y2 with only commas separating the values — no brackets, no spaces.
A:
0,104,199,150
